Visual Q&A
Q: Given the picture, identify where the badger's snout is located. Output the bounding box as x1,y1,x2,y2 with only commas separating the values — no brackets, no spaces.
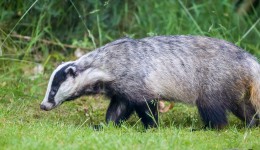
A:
40,104,49,111
40,101,55,111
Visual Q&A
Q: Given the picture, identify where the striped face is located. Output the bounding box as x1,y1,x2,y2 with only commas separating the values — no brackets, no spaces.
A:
40,61,115,111
40,62,78,110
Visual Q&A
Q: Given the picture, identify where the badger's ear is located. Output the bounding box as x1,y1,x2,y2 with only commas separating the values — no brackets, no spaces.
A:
65,66,77,77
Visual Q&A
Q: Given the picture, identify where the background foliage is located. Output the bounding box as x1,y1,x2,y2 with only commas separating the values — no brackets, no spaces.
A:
1,0,260,60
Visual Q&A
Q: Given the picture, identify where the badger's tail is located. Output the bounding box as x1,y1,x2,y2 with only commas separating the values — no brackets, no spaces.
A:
249,60,260,118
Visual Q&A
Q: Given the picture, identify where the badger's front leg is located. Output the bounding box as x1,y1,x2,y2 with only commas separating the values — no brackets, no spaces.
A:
135,101,159,128
106,95,134,126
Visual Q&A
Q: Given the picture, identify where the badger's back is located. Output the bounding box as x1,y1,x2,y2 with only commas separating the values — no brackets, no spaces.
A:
78,36,259,103
140,36,254,103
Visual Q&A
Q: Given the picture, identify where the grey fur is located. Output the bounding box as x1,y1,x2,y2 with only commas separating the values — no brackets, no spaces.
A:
76,36,254,102
41,35,260,128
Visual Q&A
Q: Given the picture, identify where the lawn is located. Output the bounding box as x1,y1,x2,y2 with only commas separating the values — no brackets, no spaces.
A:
1,0,260,149
0,62,260,150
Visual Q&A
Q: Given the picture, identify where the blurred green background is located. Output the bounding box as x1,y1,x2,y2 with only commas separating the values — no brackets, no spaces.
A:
1,0,260,62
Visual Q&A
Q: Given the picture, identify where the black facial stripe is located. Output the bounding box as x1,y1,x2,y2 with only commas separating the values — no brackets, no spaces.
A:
48,63,75,104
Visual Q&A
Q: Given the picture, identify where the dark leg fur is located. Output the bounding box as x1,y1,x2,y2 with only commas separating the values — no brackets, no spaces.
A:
196,98,228,129
106,95,134,126
135,100,158,128
229,101,259,127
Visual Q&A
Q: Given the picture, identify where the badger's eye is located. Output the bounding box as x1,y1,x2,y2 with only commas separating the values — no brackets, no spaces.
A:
50,90,56,96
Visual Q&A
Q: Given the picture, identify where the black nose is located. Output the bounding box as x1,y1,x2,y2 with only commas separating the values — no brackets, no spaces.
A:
40,104,48,111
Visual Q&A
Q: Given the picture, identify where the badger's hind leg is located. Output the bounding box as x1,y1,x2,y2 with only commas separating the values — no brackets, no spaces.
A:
229,100,259,127
106,95,134,126
135,100,158,128
196,95,228,129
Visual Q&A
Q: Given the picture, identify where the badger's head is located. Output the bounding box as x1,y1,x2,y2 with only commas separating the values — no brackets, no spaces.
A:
40,61,114,111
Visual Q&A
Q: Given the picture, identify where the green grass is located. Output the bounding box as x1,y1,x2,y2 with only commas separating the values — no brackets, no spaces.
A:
1,62,260,150
1,0,260,149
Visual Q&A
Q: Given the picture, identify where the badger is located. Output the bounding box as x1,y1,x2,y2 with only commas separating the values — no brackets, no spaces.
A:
40,35,260,129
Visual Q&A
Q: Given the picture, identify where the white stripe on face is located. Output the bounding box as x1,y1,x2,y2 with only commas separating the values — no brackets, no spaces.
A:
41,61,74,109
